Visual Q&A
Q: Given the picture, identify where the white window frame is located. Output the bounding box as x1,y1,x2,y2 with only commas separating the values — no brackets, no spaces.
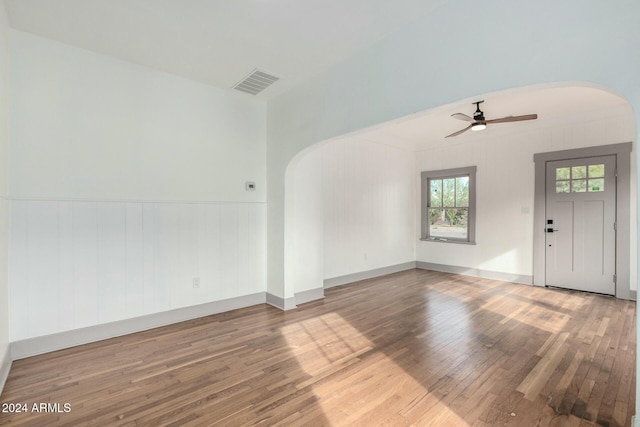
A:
421,166,476,244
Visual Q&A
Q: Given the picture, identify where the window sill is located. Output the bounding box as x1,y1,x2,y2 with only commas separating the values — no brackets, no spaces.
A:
419,238,476,245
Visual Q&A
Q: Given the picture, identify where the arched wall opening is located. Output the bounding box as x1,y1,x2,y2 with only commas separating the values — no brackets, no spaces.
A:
283,82,636,308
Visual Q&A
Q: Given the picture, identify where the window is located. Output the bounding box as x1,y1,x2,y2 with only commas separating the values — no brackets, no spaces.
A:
555,163,605,193
421,166,476,244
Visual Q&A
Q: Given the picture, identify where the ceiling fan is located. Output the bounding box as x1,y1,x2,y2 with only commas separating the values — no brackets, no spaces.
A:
446,100,537,138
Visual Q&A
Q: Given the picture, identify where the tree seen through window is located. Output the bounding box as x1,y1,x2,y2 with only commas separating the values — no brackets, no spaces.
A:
428,176,469,240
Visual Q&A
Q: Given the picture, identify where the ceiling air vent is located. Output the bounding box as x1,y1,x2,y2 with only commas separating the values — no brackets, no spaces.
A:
233,69,279,95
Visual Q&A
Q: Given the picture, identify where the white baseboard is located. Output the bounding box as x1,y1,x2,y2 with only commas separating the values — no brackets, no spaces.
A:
11,292,267,360
416,261,533,285
633,415,639,427
266,293,297,311
0,344,11,395
324,261,417,288
295,287,324,305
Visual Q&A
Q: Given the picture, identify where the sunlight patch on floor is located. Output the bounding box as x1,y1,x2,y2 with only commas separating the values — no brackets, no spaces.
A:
282,312,470,426
478,294,570,334
281,312,374,376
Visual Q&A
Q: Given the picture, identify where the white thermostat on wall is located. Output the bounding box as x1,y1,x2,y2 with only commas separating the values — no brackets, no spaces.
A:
246,181,256,191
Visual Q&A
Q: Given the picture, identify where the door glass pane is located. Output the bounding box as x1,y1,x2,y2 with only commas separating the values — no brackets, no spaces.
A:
429,208,467,240
556,167,570,180
430,179,442,207
455,176,469,207
572,179,587,192
556,181,570,193
571,166,587,179
588,164,604,178
443,178,455,207
588,178,604,192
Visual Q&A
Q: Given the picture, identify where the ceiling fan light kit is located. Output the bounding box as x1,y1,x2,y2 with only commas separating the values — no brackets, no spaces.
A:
446,100,537,138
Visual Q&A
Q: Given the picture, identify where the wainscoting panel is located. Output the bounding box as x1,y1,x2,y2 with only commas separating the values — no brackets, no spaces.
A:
9,200,267,341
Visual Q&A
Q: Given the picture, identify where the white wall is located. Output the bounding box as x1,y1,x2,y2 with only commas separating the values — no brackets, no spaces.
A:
284,145,324,299
322,138,415,279
10,200,265,341
415,111,636,283
283,136,415,300
8,31,268,340
10,31,266,203
0,0,10,382
300,101,635,290
266,0,640,313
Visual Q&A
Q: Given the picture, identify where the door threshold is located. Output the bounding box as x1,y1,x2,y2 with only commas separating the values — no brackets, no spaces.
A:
545,285,614,298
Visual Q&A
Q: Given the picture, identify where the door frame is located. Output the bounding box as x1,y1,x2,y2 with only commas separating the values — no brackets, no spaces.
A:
533,142,632,299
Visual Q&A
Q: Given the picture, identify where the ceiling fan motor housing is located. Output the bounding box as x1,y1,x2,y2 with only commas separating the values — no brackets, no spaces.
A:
473,100,485,121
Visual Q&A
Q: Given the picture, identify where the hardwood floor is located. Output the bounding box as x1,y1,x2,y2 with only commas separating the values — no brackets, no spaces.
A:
0,269,636,426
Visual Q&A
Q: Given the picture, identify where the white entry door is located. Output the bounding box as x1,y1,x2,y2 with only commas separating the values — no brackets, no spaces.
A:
545,155,616,295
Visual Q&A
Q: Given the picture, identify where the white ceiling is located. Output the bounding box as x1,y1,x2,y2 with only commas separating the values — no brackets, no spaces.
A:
4,1,633,145
349,86,632,151
4,0,447,99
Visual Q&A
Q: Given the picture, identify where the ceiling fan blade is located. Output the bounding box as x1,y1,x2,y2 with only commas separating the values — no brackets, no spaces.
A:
445,124,472,138
484,114,538,124
451,113,475,122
